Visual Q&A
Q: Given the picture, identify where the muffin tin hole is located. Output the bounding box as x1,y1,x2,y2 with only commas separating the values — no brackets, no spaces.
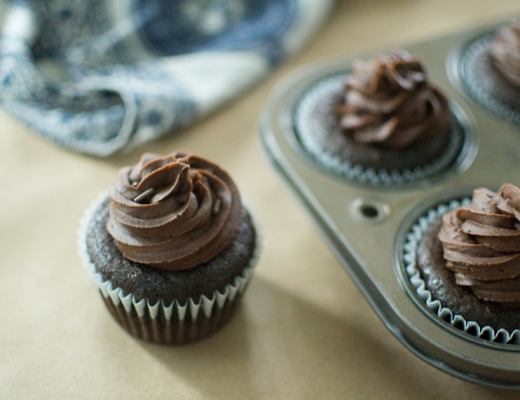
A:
351,199,390,222
360,204,379,218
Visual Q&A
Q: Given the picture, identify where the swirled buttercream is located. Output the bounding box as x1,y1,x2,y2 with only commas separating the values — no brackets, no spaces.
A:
336,50,450,149
490,20,520,87
106,152,242,271
438,184,520,306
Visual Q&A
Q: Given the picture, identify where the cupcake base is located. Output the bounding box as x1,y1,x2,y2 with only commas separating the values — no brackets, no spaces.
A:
403,199,520,345
100,283,247,345
294,75,465,186
78,192,259,345
460,35,520,124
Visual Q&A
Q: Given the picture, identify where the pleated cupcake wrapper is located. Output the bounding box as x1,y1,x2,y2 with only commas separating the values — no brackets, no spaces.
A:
402,198,520,345
460,35,520,125
85,260,253,321
294,76,464,186
77,191,260,343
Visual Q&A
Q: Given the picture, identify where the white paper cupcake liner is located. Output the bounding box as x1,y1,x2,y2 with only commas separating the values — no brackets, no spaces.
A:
77,191,261,345
460,35,520,125
294,75,465,186
402,198,520,345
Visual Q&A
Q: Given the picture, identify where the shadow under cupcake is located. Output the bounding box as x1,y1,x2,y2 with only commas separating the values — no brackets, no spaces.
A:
294,50,465,186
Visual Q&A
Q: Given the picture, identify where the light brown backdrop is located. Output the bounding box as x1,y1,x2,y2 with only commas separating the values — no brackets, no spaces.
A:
2,1,520,398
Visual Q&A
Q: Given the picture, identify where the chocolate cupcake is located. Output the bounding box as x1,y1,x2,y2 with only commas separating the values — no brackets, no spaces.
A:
460,20,520,124
78,152,260,345
403,184,520,344
295,50,465,185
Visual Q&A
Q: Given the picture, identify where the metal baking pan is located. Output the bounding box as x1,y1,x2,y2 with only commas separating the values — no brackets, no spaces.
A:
259,19,520,388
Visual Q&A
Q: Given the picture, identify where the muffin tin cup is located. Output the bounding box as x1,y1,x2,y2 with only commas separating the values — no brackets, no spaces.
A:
460,33,520,125
402,198,520,345
294,75,467,186
260,18,520,388
78,192,261,345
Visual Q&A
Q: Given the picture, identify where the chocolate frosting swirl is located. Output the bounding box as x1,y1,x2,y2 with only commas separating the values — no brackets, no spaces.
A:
490,20,520,87
336,50,450,150
106,152,242,271
438,184,520,306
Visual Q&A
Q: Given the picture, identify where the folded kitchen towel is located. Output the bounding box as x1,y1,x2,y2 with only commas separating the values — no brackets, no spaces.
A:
0,0,333,156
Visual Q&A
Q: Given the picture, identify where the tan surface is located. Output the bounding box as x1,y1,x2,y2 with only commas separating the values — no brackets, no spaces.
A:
2,1,520,399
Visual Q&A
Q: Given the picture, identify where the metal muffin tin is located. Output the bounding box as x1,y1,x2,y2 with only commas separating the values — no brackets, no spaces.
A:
259,20,520,388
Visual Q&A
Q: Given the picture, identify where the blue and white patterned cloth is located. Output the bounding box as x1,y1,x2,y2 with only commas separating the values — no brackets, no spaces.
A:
0,0,333,156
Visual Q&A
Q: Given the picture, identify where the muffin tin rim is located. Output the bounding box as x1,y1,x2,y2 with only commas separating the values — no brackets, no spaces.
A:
259,17,520,388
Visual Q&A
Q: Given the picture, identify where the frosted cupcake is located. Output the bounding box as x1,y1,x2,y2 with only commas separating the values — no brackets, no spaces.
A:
460,20,520,124
78,152,260,345
403,184,520,344
295,50,464,185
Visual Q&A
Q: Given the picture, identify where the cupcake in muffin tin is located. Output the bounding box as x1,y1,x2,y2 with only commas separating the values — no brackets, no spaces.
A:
459,20,520,124
294,50,466,185
402,185,520,345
